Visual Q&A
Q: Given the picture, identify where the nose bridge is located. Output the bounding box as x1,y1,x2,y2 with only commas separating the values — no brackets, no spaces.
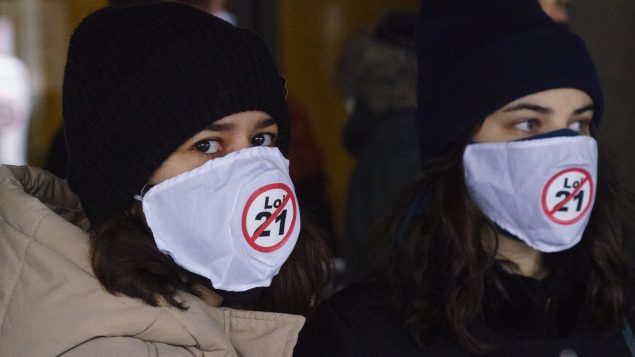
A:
544,111,570,132
225,134,251,154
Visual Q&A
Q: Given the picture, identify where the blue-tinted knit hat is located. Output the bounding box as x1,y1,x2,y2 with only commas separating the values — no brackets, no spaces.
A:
415,0,603,166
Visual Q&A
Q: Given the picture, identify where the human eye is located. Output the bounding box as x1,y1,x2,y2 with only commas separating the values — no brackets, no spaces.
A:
568,119,591,134
193,139,222,155
513,119,540,133
251,132,277,147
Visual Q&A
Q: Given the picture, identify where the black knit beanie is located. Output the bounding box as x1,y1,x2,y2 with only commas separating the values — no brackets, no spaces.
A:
416,0,604,166
63,3,289,223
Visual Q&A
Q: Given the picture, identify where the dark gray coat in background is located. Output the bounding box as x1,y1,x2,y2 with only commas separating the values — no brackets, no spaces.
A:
337,11,420,283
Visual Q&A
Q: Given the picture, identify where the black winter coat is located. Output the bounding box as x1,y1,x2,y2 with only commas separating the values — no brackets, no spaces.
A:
295,270,635,357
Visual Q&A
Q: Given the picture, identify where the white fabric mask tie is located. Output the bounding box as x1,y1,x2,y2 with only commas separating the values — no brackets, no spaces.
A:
138,147,301,292
463,133,598,252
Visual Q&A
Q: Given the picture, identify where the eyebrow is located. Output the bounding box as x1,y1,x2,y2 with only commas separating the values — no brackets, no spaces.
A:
256,117,277,129
573,104,594,115
207,122,234,131
503,103,552,114
502,102,594,115
206,116,277,131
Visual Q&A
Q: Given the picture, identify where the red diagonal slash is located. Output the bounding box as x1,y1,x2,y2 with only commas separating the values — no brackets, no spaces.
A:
549,177,588,215
250,194,292,242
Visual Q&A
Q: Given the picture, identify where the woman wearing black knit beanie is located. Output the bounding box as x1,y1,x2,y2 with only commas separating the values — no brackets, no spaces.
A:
0,3,332,356
295,0,635,356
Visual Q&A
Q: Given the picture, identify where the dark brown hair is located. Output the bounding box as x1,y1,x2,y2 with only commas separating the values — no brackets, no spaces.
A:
368,132,635,353
89,203,333,316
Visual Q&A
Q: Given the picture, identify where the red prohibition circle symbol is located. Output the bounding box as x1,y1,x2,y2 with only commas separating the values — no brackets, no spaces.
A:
241,183,298,253
541,168,594,225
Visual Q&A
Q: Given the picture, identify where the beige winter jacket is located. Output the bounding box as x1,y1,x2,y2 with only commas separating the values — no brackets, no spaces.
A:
0,165,305,356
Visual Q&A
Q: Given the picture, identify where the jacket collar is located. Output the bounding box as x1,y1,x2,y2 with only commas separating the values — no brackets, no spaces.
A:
483,257,586,339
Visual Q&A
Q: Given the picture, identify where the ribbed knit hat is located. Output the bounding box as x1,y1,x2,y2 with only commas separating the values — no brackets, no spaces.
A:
63,3,289,223
416,0,603,166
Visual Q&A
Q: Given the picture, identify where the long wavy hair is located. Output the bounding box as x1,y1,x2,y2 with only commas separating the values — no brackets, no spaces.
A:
89,203,333,316
368,131,635,353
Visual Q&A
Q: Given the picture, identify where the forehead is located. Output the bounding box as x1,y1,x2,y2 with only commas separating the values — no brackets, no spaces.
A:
501,88,592,110
204,111,277,131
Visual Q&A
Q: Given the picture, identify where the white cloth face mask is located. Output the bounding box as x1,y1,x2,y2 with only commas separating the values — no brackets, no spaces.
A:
463,133,598,253
139,146,301,292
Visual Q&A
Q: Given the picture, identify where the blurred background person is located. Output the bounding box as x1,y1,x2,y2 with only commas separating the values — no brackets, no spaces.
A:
539,0,573,23
207,0,237,25
287,95,335,240
0,17,31,166
337,11,419,284
109,0,237,24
